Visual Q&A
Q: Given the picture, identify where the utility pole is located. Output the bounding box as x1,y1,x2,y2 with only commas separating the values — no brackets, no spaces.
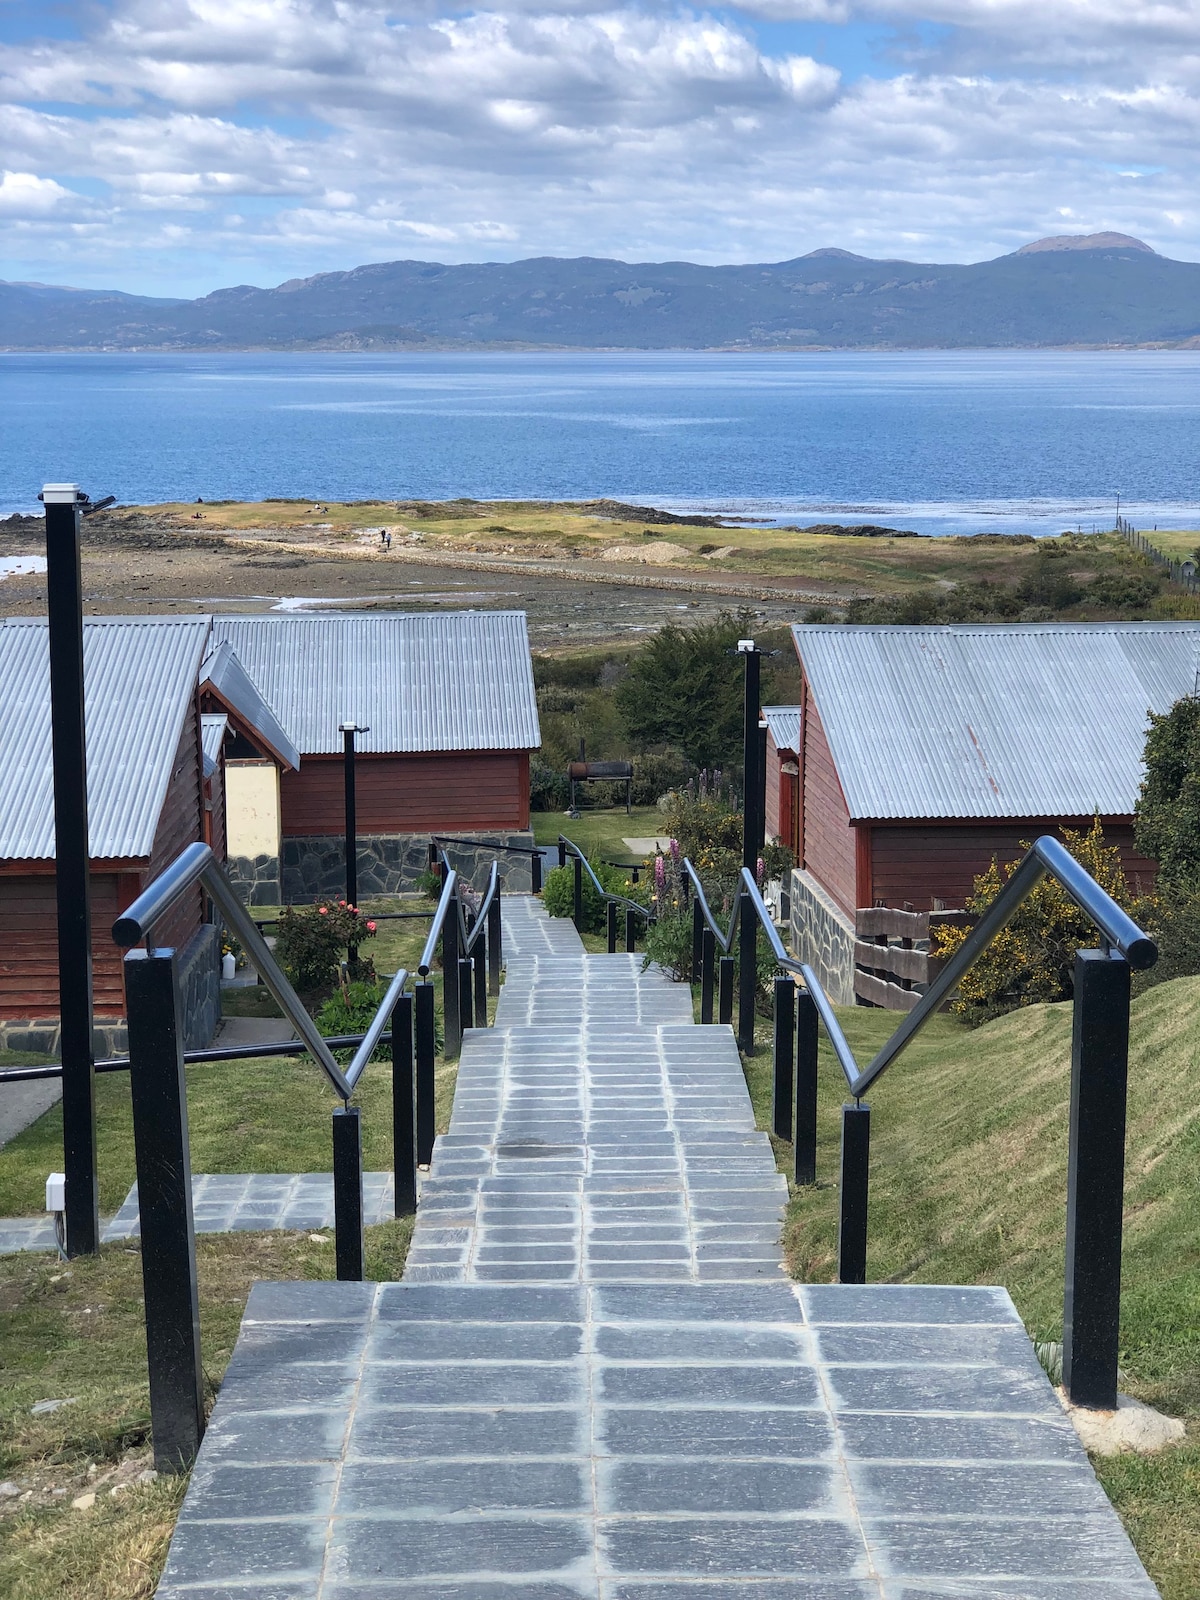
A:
43,483,99,1256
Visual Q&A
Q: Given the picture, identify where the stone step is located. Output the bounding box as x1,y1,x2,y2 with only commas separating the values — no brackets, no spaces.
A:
157,1278,1160,1600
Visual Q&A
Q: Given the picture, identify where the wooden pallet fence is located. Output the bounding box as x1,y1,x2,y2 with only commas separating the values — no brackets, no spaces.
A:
853,905,972,1011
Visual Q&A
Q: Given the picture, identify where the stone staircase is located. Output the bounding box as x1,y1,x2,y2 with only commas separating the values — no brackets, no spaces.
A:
155,896,1160,1599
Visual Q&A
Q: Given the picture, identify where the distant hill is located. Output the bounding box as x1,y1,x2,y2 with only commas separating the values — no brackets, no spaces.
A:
4,233,1200,351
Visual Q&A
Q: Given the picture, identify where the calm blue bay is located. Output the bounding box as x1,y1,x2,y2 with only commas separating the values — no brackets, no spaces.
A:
2,349,1199,533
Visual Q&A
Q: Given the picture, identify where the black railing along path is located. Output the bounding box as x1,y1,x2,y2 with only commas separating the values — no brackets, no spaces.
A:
556,836,653,952
687,835,1157,1413
106,839,501,1472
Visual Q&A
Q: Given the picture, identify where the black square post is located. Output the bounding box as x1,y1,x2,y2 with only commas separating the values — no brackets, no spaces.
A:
700,928,716,1023
1063,948,1131,1410
458,955,474,1033
737,891,757,1054
573,857,584,932
772,975,795,1141
45,483,98,1257
718,955,735,1025
691,900,704,982
124,947,204,1471
392,994,417,1216
332,1105,364,1281
473,936,488,1026
442,903,462,1057
795,988,819,1186
414,980,436,1166
487,892,502,994
838,1101,870,1284
625,907,637,953
607,900,618,953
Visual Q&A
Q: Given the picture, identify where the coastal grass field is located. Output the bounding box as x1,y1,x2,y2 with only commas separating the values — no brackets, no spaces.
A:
131,496,1166,599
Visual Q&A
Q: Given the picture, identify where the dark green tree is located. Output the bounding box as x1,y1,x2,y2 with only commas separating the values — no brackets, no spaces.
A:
1135,697,1200,888
614,610,754,769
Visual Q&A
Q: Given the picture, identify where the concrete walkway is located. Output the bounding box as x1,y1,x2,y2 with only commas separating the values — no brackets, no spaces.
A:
157,896,1161,1599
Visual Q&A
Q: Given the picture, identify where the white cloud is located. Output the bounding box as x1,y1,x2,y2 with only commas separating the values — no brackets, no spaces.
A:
0,0,1198,292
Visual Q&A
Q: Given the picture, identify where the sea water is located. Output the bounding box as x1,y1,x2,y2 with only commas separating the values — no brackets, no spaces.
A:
2,348,1199,534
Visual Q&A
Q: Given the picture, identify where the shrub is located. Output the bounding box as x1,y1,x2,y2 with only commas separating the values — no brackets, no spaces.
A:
316,980,389,1063
542,859,647,933
1086,570,1160,609
1135,696,1200,888
614,610,755,768
275,899,377,995
530,756,570,812
630,749,694,806
932,818,1135,1025
642,911,694,981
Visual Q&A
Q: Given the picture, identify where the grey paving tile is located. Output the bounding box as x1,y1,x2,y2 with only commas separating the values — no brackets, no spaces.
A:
802,1284,1019,1326
367,1320,583,1362
349,1405,585,1459
597,1365,820,1408
328,1516,593,1579
597,1407,834,1458
181,1461,339,1521
160,1518,326,1584
336,1459,589,1513
849,1461,1121,1517
361,1361,585,1406
600,1460,836,1514
599,1516,865,1576
869,1513,1152,1579
837,1412,1083,1463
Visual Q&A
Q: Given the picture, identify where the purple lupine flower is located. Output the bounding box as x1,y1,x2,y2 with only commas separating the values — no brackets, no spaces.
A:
756,856,765,885
655,855,666,892
669,837,680,862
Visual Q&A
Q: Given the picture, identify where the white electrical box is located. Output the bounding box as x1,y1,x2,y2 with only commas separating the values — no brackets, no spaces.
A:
45,1172,66,1213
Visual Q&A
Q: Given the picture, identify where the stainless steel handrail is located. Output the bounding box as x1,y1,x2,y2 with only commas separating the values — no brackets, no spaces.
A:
418,864,459,975
689,836,1158,1101
684,859,745,953
557,835,652,919
461,860,499,954
113,842,354,1100
344,966,409,1091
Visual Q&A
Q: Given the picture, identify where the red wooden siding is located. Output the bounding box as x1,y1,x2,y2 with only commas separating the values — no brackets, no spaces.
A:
0,873,129,1020
869,820,1158,912
281,751,531,836
800,679,857,915
145,700,206,954
205,761,227,862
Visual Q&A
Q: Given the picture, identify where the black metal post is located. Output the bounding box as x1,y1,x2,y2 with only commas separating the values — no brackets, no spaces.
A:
473,935,488,1026
487,892,502,995
332,1105,364,1282
718,955,734,1025
124,947,204,1471
1063,949,1131,1410
741,644,761,872
772,975,795,1141
757,719,769,856
443,902,462,1057
701,928,716,1023
737,891,757,1054
691,900,704,984
45,484,98,1257
458,955,474,1033
392,993,416,1216
557,840,567,869
607,900,617,953
625,908,636,953
341,726,358,908
838,1102,871,1284
415,980,436,1166
573,857,583,932
532,850,543,893
795,987,819,1186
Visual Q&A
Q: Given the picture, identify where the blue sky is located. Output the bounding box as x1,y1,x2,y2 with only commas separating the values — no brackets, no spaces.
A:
1,0,1198,297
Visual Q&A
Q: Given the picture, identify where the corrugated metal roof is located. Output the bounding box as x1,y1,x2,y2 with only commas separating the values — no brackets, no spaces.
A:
763,706,800,754
200,713,228,780
793,622,1200,821
0,616,209,860
209,612,541,755
200,640,300,771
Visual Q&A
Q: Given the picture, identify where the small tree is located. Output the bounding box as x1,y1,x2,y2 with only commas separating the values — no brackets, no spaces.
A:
1135,697,1200,888
614,610,754,769
933,818,1134,1025
274,900,377,996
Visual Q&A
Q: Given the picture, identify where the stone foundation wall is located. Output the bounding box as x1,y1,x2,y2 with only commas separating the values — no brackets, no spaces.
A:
282,832,537,902
228,853,282,907
789,867,857,1006
0,920,222,1059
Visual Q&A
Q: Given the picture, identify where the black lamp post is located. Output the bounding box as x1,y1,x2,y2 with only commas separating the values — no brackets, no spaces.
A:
737,639,762,1054
339,722,368,908
41,482,99,1256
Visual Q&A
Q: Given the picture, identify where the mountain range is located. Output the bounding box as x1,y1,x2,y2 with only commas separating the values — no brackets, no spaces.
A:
3,233,1199,351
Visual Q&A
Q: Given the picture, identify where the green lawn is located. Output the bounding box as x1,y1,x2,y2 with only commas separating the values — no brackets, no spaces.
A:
531,805,666,861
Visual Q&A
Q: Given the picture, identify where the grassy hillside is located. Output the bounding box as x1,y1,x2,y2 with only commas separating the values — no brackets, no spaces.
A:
741,978,1200,1598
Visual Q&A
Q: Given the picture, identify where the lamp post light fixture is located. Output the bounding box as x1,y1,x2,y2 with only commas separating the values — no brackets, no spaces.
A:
339,723,369,914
